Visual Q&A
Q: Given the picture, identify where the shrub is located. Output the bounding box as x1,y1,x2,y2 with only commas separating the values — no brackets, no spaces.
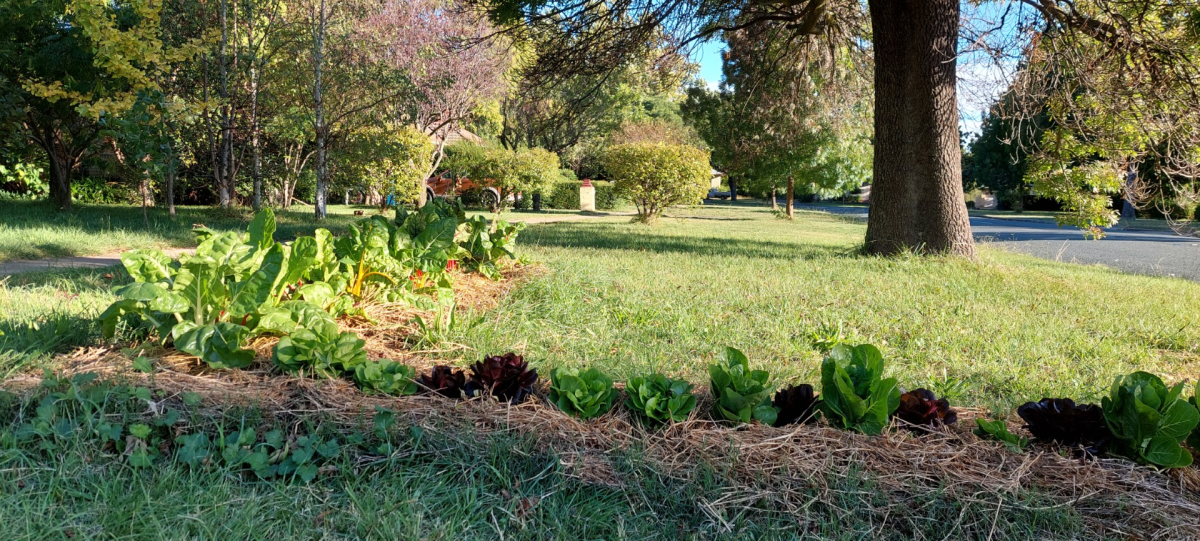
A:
1101,371,1199,468
338,124,433,205
71,176,136,204
0,163,46,199
819,343,900,435
708,347,777,425
450,144,561,208
544,180,621,210
548,367,616,419
604,142,710,222
626,374,696,425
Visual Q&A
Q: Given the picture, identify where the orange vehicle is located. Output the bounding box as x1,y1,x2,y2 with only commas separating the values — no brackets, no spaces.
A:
425,171,503,208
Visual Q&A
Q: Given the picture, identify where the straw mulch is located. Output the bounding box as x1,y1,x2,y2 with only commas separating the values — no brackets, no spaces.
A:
5,346,1199,539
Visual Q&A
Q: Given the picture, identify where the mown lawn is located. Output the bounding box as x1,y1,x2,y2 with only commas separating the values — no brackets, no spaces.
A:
1,202,1197,539
451,204,1200,411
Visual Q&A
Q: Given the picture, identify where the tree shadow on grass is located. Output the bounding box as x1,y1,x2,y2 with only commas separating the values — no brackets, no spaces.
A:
522,222,857,260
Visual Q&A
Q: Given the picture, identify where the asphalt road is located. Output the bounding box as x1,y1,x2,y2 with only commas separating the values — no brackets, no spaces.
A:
794,204,1200,282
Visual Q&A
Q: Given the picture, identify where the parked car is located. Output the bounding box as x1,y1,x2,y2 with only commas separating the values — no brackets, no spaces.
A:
707,188,731,200
425,171,503,208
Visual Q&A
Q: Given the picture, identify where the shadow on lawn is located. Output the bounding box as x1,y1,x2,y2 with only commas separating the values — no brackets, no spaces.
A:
522,221,855,260
2,201,369,256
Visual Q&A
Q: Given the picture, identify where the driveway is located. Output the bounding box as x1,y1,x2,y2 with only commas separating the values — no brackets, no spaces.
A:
794,204,1200,282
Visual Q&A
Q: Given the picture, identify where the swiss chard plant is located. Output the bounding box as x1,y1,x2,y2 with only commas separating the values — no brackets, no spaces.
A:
708,347,777,425
773,384,820,427
625,374,696,425
457,216,525,280
272,320,368,378
1101,371,1199,468
99,209,319,368
548,367,617,419
818,343,900,435
1016,398,1111,454
894,388,957,429
1190,381,1200,452
465,353,538,404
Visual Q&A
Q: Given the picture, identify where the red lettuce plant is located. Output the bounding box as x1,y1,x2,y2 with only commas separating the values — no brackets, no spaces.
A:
1017,398,1111,454
894,388,957,429
465,353,538,404
418,365,466,398
773,384,820,427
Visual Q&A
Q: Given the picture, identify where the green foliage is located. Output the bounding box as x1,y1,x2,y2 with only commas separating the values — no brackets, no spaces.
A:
272,319,368,378
625,374,696,425
1189,381,1200,452
0,163,46,199
818,344,900,435
353,359,418,396
174,322,255,369
70,177,137,204
708,347,777,425
1101,371,1199,468
457,216,524,279
604,143,710,222
338,124,433,205
547,367,617,419
974,418,1029,451
544,180,621,210
446,144,561,208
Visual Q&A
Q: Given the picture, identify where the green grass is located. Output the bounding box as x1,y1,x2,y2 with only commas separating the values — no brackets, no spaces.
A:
447,204,1200,410
0,201,382,262
0,383,1088,540
2,202,1196,539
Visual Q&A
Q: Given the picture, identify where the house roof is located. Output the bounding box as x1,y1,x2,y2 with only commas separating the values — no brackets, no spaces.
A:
428,127,483,146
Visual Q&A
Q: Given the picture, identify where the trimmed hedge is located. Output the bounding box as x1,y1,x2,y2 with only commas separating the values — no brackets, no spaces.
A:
543,180,621,210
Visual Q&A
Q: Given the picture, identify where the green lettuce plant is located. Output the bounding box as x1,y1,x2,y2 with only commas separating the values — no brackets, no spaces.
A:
819,343,900,435
548,367,616,419
1101,371,1199,468
353,359,418,396
708,347,777,425
975,418,1029,451
272,320,368,378
626,374,696,425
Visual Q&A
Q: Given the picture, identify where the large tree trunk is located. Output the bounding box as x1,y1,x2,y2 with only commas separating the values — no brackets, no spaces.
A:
312,0,329,220
865,0,975,257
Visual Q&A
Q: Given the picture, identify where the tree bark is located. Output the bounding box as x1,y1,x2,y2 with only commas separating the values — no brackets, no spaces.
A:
786,175,794,219
771,187,777,210
865,0,975,257
217,0,234,209
730,177,737,201
312,0,329,220
166,161,176,217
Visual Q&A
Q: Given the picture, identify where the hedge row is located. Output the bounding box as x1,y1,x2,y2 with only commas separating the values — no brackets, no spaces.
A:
542,180,622,210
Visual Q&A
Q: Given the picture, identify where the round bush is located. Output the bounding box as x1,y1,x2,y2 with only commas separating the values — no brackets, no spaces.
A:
604,143,710,222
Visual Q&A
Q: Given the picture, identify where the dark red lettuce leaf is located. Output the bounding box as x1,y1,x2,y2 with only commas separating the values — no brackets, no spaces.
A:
465,353,538,404
1016,398,1111,454
418,365,466,398
894,388,957,428
773,384,820,427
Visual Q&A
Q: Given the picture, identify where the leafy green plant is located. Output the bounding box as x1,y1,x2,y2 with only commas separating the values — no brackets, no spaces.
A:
174,322,255,369
272,320,368,378
464,353,538,404
1190,381,1200,452
708,347,777,425
417,365,466,398
625,374,696,425
975,418,1029,451
353,359,418,396
894,388,957,429
1016,398,1110,455
548,367,617,419
773,384,820,427
819,343,900,435
457,216,525,279
1101,371,1199,468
